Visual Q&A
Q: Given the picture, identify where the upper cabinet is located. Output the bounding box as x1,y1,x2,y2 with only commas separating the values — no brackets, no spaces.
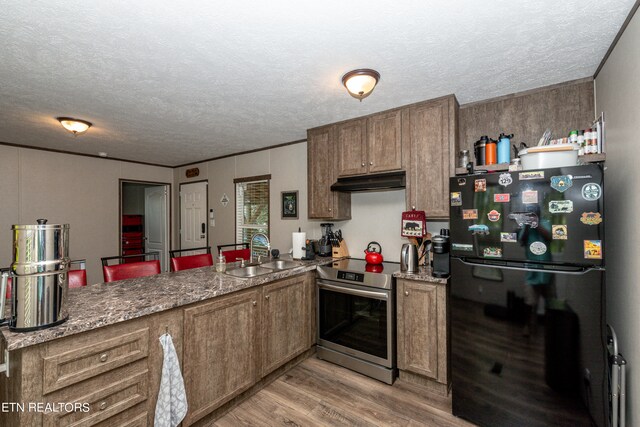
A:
336,111,403,177
307,125,351,220
307,95,458,220
404,96,458,219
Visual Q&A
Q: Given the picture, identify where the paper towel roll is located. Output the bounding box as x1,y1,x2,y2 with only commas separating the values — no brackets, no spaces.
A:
292,232,306,259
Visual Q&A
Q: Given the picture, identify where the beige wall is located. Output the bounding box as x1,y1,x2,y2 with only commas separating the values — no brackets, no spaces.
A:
595,8,640,426
0,146,174,285
174,143,436,263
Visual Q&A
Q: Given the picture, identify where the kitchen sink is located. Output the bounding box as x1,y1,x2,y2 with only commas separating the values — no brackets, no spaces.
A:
260,260,302,270
224,265,274,278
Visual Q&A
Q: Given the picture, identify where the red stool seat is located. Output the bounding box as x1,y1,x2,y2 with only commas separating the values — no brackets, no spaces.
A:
171,253,213,272
103,260,161,283
221,248,251,261
68,269,87,288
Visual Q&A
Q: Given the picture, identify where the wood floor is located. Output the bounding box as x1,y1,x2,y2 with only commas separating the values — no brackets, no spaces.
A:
213,357,473,427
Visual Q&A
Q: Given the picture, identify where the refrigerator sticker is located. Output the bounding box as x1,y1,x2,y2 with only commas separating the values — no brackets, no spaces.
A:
529,241,547,255
483,247,502,258
522,190,538,204
550,175,573,192
584,240,602,259
552,225,568,240
468,224,489,235
509,212,539,228
457,178,467,186
494,193,510,203
519,171,545,180
487,210,501,222
498,173,513,187
452,243,473,252
463,209,478,220
549,200,573,213
500,232,517,243
450,192,462,206
582,183,602,201
474,179,486,192
580,212,603,225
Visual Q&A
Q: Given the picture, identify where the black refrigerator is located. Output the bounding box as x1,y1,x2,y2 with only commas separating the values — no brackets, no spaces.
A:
449,164,606,427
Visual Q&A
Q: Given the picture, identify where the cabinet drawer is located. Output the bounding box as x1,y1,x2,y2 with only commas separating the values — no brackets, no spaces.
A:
43,328,149,394
43,371,148,427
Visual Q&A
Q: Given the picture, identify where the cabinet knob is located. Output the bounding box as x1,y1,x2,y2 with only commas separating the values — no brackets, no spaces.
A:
328,208,332,212
369,161,373,165
252,301,257,306
265,295,270,300
404,291,409,296
99,401,108,411
361,162,365,167
99,353,109,363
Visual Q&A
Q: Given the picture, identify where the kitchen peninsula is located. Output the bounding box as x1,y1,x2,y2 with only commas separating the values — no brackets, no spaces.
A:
0,257,332,426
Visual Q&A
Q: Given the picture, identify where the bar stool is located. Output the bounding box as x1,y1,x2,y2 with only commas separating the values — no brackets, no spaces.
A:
216,243,250,263
101,253,161,283
169,247,213,272
68,259,88,288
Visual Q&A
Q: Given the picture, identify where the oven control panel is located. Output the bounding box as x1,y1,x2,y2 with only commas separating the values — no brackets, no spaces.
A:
337,270,364,282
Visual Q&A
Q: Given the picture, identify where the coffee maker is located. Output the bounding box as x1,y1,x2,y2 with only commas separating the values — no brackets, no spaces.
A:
431,229,450,278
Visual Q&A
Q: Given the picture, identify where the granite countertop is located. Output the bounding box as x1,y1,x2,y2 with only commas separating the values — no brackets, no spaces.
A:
393,267,449,284
1,256,334,351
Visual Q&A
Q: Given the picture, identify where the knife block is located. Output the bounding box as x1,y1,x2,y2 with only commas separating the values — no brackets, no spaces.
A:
332,240,349,259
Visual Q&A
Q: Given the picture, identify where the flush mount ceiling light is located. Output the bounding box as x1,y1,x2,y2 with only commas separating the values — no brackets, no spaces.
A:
57,117,92,136
341,69,380,101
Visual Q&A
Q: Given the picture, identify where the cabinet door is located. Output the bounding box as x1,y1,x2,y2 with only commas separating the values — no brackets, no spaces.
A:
336,119,367,177
262,276,308,376
182,289,260,426
397,280,441,381
405,98,454,218
368,110,402,173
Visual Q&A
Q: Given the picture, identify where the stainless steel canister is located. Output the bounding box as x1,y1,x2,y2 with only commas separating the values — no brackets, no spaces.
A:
9,219,70,331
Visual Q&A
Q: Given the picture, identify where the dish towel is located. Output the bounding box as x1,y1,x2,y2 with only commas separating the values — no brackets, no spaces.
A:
154,333,188,427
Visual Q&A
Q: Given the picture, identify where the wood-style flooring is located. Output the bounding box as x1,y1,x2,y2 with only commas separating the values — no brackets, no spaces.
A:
213,357,473,427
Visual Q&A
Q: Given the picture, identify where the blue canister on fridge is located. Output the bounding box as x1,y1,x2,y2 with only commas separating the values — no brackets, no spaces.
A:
497,133,514,164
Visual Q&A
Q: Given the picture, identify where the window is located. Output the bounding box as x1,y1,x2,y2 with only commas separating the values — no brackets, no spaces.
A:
235,175,270,257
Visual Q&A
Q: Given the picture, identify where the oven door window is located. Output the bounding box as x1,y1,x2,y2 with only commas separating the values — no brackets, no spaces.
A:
319,286,388,359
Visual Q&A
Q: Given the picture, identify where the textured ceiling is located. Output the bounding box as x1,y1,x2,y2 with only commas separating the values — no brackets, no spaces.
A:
0,0,634,166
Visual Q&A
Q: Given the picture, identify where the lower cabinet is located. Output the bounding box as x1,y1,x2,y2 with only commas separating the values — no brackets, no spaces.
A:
396,279,449,393
182,289,260,426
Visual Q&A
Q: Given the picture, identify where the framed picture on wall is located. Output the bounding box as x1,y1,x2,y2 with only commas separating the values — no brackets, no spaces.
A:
281,191,298,219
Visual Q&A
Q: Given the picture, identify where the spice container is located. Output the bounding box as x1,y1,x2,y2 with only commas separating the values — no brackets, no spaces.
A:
458,150,470,168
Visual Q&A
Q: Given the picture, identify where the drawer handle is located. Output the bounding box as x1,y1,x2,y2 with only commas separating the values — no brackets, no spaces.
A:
404,291,409,296
99,353,109,363
99,401,108,411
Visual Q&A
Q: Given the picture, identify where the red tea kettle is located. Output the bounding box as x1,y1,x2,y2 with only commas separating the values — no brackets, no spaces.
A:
364,241,384,265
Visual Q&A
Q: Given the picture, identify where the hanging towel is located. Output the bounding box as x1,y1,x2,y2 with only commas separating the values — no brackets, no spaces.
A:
154,333,188,427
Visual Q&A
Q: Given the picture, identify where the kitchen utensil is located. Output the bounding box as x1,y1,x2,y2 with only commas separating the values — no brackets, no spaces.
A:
497,133,514,164
302,240,316,260
364,241,384,265
431,232,450,278
401,243,419,273
10,219,70,331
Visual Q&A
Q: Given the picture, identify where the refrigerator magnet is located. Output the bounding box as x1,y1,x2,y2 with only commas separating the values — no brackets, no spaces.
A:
581,183,602,201
549,200,573,213
520,171,545,180
498,173,513,187
483,247,502,258
522,190,538,204
584,240,602,259
468,224,489,235
474,179,486,192
552,225,568,240
463,209,478,220
452,243,474,252
451,192,462,206
494,193,510,203
457,178,467,186
529,241,547,255
487,210,501,222
500,232,517,243
580,212,603,225
550,175,573,192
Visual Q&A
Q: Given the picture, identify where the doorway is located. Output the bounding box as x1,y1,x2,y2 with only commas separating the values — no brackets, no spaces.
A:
120,180,171,271
180,181,208,251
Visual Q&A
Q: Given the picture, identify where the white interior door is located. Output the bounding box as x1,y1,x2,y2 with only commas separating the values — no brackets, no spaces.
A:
180,181,208,251
145,186,169,271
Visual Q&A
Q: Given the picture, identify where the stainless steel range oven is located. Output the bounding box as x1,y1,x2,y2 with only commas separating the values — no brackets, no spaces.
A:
316,258,398,384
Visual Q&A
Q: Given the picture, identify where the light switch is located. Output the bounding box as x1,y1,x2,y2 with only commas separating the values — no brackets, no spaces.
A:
210,219,215,227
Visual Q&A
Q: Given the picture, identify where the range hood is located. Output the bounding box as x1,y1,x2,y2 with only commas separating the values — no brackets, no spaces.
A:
330,171,406,192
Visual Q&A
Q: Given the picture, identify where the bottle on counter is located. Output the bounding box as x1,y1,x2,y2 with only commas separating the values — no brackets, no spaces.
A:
216,251,226,272
485,138,498,165
458,150,470,168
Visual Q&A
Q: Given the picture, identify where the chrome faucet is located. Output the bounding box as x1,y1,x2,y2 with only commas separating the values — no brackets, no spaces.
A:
250,233,271,264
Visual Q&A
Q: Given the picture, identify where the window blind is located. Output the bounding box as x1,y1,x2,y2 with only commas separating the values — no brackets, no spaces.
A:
235,179,269,256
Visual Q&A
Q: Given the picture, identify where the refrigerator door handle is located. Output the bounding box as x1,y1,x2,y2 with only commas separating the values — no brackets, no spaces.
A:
452,256,604,275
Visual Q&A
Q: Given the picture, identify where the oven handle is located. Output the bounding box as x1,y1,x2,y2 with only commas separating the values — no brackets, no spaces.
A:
317,281,389,301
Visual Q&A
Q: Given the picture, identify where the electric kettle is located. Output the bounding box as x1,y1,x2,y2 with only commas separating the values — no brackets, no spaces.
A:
401,243,419,273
